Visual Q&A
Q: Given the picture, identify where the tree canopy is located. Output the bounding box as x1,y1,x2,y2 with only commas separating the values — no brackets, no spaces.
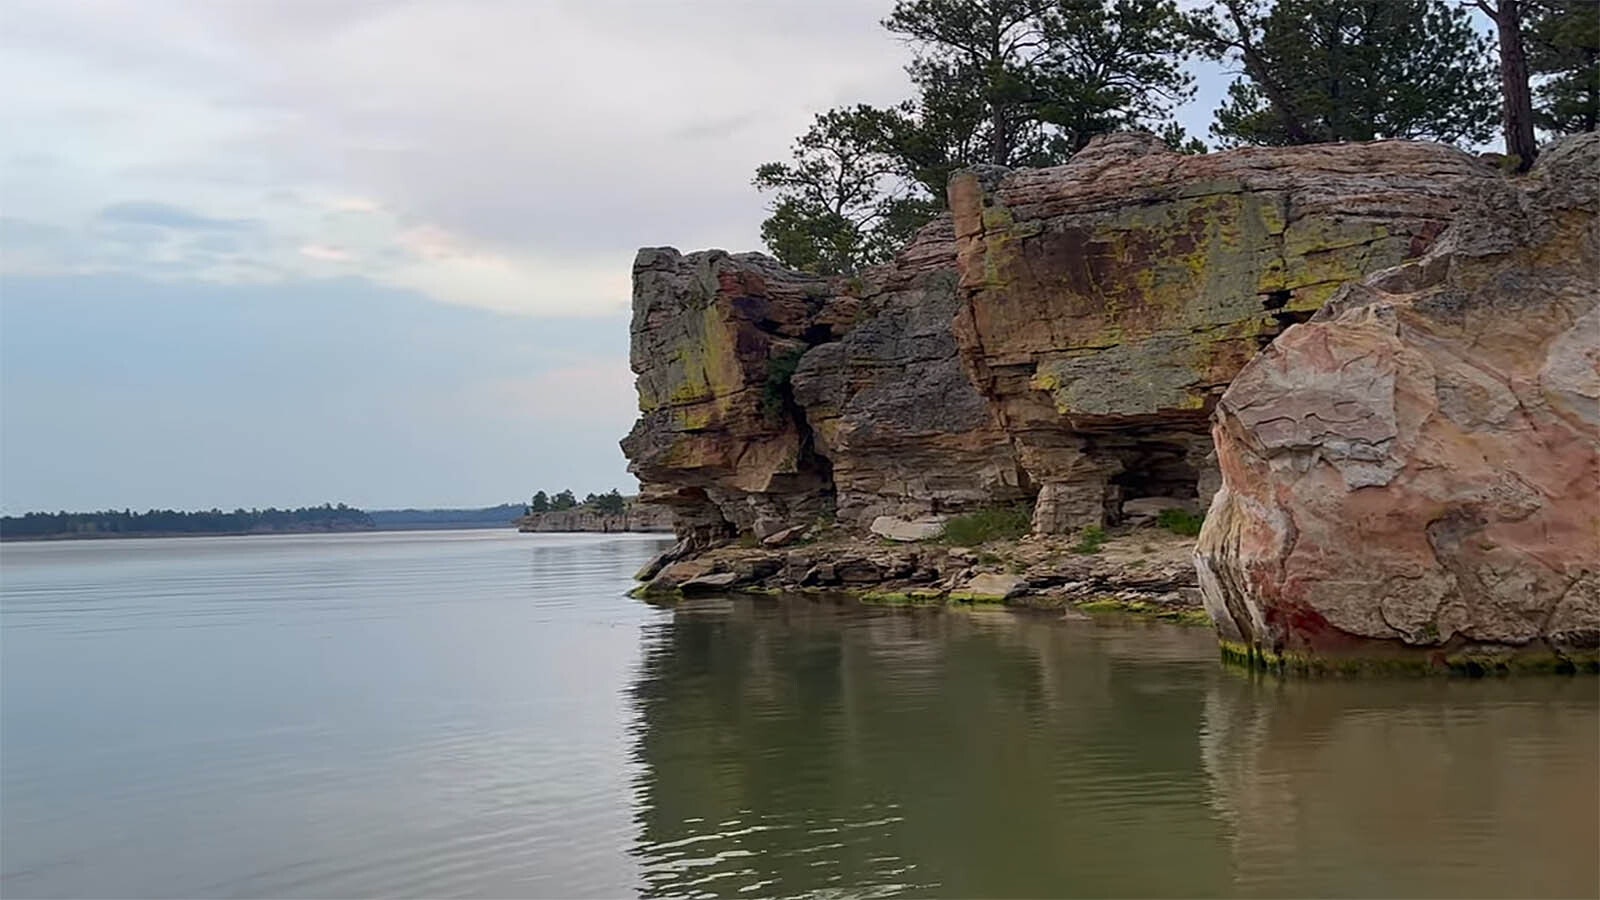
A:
525,488,628,517
1527,0,1600,134
0,503,374,539
1185,0,1498,147
750,0,1592,273
755,0,1197,274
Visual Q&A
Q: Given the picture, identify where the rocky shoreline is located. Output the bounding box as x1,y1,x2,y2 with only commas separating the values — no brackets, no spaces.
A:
516,501,673,534
633,525,1211,627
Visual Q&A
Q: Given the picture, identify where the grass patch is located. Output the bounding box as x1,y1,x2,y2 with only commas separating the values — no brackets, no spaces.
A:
1071,525,1107,554
1157,508,1204,536
942,504,1032,547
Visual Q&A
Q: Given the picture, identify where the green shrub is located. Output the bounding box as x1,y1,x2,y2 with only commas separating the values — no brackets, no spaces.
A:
760,346,807,421
942,504,1032,546
1156,508,1204,536
1072,525,1107,555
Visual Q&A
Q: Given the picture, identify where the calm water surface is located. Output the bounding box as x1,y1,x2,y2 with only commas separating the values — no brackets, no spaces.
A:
2,531,1595,898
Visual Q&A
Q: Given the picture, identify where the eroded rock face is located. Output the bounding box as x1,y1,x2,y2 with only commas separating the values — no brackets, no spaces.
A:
791,217,1027,523
1196,133,1600,671
624,133,1495,544
949,132,1491,531
621,247,855,546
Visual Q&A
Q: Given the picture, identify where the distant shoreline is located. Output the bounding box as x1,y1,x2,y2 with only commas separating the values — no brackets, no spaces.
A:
0,523,517,543
1,523,680,542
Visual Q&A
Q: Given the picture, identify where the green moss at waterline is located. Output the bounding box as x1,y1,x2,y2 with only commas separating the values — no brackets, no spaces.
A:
1218,639,1600,677
860,590,945,606
1074,597,1213,626
946,592,1009,605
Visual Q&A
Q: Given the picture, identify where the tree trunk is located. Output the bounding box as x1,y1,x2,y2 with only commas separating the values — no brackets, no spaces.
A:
1491,0,1539,171
990,107,1008,165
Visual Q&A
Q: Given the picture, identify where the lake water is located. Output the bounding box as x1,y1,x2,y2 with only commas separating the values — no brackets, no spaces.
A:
2,530,1595,898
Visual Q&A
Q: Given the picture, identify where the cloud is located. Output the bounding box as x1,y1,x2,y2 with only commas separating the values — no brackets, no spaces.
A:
380,247,630,318
299,243,352,262
452,359,638,426
1,273,638,510
99,201,257,231
0,0,914,317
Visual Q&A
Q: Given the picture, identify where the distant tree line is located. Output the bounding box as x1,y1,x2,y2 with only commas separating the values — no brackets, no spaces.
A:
527,489,627,517
366,504,526,530
755,0,1598,274
1,503,375,539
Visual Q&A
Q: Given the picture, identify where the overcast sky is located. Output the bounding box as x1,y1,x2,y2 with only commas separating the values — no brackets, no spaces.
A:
0,0,1237,513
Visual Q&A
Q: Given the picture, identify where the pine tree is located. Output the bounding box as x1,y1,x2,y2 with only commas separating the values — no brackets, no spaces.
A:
753,107,928,275
1186,0,1498,147
1527,0,1600,134
754,0,1196,273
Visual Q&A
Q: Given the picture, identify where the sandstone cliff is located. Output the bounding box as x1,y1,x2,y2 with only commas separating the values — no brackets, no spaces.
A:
621,131,1597,670
1196,133,1599,673
625,133,1490,542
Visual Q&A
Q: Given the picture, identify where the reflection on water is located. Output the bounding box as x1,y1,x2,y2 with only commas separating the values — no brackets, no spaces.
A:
628,599,1599,899
2,534,1595,898
1201,675,1600,899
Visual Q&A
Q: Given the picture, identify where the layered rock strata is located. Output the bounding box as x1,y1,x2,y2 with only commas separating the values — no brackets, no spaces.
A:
621,249,855,546
625,133,1490,547
949,133,1486,531
1196,133,1600,673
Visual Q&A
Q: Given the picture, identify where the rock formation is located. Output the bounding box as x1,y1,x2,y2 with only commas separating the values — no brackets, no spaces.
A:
621,129,1599,669
948,134,1482,532
621,248,853,546
1196,133,1600,672
626,133,1490,544
516,499,673,533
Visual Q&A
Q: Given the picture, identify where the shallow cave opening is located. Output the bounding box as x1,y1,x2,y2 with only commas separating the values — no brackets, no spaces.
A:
1104,441,1202,524
801,323,834,345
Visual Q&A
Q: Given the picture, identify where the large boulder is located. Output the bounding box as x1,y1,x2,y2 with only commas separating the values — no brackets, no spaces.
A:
1196,134,1600,672
869,515,947,542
